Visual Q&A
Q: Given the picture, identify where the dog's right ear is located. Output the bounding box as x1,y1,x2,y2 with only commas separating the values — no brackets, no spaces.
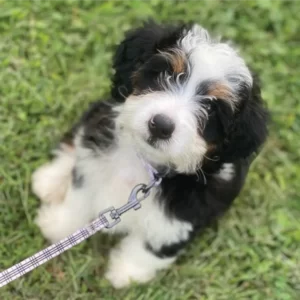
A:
111,20,184,101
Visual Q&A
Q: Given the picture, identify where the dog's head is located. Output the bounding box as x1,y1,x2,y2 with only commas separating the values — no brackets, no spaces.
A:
113,21,268,173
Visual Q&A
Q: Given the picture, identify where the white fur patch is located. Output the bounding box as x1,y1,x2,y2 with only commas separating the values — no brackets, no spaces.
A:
105,235,175,288
180,25,252,89
215,163,235,181
32,146,75,204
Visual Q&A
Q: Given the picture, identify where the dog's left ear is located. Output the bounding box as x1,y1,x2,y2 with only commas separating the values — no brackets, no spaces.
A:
222,75,269,161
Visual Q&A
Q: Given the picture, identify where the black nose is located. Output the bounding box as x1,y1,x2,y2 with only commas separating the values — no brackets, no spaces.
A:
148,114,175,139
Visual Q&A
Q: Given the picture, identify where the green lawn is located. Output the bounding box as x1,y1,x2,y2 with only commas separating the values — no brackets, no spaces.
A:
0,1,299,299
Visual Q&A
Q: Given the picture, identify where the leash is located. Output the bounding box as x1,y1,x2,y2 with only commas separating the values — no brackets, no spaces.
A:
0,161,162,288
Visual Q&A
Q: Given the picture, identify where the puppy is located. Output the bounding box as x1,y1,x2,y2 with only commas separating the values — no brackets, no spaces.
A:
32,21,268,288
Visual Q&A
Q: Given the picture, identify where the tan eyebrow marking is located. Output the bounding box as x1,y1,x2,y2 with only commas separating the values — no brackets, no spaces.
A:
170,52,186,73
207,82,237,108
160,49,187,74
207,83,232,99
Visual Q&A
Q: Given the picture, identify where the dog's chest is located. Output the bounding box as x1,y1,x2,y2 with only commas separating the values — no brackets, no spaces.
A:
77,146,193,243
81,147,151,223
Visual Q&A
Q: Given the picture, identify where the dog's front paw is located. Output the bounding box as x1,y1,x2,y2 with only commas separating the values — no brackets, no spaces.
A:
105,252,155,289
32,163,70,204
32,147,75,204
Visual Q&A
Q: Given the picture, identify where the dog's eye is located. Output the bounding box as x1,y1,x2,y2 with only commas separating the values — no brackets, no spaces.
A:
202,99,215,113
204,103,212,112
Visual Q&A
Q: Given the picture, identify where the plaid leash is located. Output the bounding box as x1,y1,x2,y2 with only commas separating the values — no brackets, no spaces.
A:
0,160,162,288
0,215,108,288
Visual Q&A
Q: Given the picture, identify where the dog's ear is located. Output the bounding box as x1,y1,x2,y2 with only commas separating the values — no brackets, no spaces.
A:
111,20,185,101
222,75,269,161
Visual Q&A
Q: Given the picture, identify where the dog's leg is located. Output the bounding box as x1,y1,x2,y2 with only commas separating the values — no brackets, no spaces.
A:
32,144,75,204
35,182,95,243
105,234,176,288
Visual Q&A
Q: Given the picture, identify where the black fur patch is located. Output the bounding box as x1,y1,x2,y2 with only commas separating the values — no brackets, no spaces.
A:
132,54,172,94
80,101,118,152
145,159,251,258
221,75,269,161
201,99,233,145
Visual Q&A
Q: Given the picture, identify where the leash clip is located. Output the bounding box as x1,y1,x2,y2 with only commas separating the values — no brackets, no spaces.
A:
100,175,162,229
99,176,162,228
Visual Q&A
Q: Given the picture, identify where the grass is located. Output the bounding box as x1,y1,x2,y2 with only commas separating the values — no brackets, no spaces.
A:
0,0,299,299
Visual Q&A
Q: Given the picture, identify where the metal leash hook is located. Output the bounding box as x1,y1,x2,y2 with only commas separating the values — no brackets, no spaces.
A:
100,175,162,229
